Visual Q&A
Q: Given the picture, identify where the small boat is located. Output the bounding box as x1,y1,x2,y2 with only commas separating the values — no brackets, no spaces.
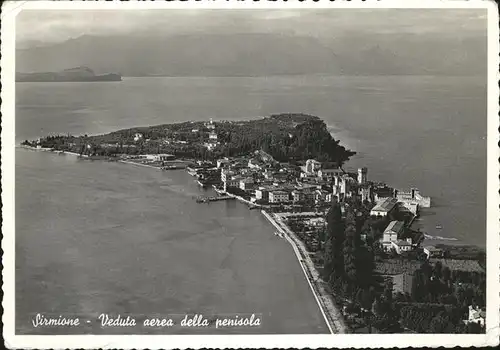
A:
435,225,442,229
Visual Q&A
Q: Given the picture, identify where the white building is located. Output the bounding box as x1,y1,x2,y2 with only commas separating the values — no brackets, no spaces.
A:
399,201,419,215
209,131,218,140
144,154,175,162
217,158,230,169
391,239,413,254
396,188,431,208
206,118,216,130
221,168,236,182
204,141,218,151
305,159,322,175
357,167,368,184
269,190,290,203
239,178,255,191
133,133,143,142
370,197,398,217
248,158,263,169
318,168,343,179
325,193,333,203
223,176,242,192
360,186,372,202
466,305,486,326
314,189,330,204
334,175,356,199
292,189,305,202
380,220,404,251
423,246,444,259
255,187,270,201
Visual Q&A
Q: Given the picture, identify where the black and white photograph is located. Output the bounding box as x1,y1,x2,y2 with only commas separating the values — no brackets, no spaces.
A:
2,0,499,348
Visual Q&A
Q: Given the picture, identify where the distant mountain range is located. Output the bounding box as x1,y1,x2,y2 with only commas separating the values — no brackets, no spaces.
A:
16,66,122,82
15,33,486,77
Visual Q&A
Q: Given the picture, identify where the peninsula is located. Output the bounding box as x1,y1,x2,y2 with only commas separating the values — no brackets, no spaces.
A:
21,113,355,164
16,66,122,82
20,113,485,334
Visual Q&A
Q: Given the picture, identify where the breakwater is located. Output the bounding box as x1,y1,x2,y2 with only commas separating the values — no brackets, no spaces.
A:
195,196,235,203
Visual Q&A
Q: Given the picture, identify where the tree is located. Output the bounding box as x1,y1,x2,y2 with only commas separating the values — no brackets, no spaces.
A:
442,266,451,283
434,261,443,280
429,315,448,333
343,224,358,284
323,202,345,280
323,239,335,281
411,270,426,302
357,245,375,289
362,288,374,310
383,279,394,304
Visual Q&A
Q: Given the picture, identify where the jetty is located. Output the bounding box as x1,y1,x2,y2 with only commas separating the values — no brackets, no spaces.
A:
195,196,235,203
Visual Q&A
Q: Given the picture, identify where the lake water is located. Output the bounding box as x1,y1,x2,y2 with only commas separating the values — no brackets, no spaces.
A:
15,76,487,333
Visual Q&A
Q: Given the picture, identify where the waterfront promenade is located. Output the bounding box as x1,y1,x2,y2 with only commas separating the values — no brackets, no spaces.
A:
261,210,347,334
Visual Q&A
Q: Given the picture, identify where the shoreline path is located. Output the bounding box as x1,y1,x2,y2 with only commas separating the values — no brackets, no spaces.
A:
261,210,347,334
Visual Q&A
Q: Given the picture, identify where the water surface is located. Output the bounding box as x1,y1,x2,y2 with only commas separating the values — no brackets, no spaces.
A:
15,75,487,333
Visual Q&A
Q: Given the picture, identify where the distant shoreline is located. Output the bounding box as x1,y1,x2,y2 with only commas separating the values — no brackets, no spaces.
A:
16,67,122,82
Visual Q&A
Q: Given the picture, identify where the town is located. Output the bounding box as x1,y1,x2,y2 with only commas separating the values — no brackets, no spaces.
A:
21,114,486,334
189,154,485,334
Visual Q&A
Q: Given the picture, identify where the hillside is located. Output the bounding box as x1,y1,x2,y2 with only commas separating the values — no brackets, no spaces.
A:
16,33,486,77
21,113,356,164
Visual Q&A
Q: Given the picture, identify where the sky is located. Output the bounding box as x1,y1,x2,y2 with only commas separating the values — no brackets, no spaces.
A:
16,8,487,47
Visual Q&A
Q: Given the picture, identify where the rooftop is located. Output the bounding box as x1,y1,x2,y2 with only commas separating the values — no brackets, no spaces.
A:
393,240,412,247
271,190,288,195
423,245,442,252
372,197,398,213
384,220,405,234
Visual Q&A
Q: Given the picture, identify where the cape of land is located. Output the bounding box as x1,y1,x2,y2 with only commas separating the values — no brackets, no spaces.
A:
21,113,356,165
20,112,486,334
16,66,122,82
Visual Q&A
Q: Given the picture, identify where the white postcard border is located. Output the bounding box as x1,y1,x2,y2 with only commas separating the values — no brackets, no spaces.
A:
2,0,499,349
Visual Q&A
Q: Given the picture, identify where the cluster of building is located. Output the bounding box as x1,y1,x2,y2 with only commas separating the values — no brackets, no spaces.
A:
217,153,431,217
378,220,415,255
370,187,430,217
201,119,219,151
219,154,360,207
131,119,221,151
136,153,176,162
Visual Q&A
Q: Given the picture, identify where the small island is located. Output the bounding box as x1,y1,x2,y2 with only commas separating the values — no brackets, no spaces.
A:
20,113,485,334
16,66,122,82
